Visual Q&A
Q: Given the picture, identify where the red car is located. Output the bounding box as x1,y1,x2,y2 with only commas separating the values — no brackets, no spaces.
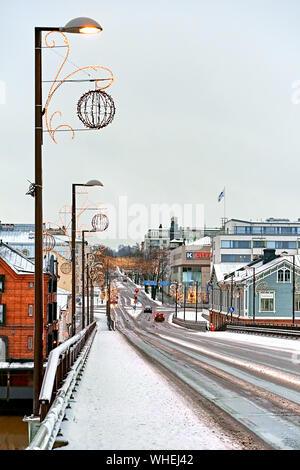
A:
154,312,165,322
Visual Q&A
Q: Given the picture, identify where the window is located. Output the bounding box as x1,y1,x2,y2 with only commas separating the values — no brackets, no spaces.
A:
0,275,5,293
259,293,275,312
295,293,300,311
0,305,6,325
277,268,290,283
28,305,33,317
277,269,284,282
221,240,251,249
27,336,33,350
253,240,266,248
221,254,251,263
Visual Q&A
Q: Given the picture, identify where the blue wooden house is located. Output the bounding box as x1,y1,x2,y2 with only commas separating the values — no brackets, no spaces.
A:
208,249,300,327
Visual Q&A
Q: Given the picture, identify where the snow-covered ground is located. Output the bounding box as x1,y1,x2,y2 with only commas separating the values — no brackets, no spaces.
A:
58,309,238,450
174,309,209,324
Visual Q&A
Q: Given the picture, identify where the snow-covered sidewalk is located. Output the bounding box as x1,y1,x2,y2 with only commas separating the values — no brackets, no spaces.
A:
58,309,237,450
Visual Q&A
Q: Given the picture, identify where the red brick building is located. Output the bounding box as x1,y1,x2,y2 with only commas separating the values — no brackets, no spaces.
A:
0,243,58,401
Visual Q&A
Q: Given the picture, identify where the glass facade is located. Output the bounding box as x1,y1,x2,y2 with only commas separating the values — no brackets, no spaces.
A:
221,254,251,263
182,267,202,283
221,240,251,249
235,226,300,235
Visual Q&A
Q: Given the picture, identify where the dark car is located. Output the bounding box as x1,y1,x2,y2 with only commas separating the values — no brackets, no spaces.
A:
144,305,152,313
123,277,127,282
154,312,165,322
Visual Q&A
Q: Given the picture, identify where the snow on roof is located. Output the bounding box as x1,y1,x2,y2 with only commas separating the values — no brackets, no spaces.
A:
213,263,248,282
187,236,211,247
0,362,34,369
221,255,300,283
0,242,35,274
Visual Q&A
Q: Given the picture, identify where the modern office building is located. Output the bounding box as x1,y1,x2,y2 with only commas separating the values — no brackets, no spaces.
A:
212,218,300,264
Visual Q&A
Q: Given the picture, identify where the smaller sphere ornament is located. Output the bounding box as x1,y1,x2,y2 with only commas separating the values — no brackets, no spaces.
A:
43,232,56,252
92,213,109,232
60,262,72,275
77,90,115,129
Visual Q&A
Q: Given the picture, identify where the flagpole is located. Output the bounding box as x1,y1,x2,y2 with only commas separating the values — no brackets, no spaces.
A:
224,186,226,223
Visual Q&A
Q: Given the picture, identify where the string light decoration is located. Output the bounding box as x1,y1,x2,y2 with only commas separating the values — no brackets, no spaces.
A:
43,31,114,144
77,90,115,129
43,233,56,252
91,213,109,231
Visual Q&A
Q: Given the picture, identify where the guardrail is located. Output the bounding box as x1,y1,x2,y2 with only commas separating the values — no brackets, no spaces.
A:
226,324,300,338
26,321,97,450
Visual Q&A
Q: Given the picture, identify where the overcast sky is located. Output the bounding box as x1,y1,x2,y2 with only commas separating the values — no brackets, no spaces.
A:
1,0,300,247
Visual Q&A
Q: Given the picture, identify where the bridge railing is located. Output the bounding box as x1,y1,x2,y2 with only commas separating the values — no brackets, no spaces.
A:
39,321,97,419
26,321,97,450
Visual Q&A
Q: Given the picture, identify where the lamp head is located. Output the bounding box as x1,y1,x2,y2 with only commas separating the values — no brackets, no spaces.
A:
85,179,103,187
62,17,102,34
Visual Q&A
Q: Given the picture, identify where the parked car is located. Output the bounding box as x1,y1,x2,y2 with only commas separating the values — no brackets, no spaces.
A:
154,312,165,322
144,305,152,313
123,277,127,282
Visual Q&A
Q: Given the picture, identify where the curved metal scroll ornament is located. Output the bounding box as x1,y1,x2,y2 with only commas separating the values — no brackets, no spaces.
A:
44,31,114,144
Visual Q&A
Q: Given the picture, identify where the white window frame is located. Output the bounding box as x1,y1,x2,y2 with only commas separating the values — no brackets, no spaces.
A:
277,268,291,283
259,291,275,313
295,292,300,312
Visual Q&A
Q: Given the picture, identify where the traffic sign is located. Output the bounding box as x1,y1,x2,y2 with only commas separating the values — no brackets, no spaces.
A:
160,281,170,286
228,306,235,313
144,281,157,286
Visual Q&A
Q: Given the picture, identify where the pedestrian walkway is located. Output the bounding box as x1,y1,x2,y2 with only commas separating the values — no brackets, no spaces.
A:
57,308,238,450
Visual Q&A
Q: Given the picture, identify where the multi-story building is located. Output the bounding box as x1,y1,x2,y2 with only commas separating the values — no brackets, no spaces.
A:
212,218,300,264
144,218,219,251
169,238,212,304
0,242,58,401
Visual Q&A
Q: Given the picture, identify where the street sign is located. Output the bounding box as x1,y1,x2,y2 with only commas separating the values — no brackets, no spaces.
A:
133,305,136,310
160,281,170,286
144,281,157,286
228,306,235,313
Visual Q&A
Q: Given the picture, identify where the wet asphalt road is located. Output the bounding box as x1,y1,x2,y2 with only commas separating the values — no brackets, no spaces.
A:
114,276,300,450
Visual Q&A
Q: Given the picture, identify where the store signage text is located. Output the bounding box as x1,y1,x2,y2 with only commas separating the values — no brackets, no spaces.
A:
186,251,211,260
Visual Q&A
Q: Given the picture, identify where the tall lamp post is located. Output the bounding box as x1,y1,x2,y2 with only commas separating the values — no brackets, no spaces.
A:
81,230,97,330
33,18,102,418
71,180,103,337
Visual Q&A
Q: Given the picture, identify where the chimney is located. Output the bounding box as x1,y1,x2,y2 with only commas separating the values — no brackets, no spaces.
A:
262,248,276,265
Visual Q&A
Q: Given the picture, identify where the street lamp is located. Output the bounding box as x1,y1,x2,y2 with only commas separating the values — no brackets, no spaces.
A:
33,18,102,418
72,180,103,336
81,230,95,330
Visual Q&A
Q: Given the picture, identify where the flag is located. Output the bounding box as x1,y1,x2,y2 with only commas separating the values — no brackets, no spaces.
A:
218,188,225,202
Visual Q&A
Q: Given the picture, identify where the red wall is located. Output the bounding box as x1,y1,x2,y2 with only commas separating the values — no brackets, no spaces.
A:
0,259,50,360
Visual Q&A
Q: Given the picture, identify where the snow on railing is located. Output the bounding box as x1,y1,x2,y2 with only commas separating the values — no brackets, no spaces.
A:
27,326,97,450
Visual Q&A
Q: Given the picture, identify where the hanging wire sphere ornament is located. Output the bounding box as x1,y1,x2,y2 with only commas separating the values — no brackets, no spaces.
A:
60,262,72,275
43,233,56,252
92,213,109,231
77,90,115,129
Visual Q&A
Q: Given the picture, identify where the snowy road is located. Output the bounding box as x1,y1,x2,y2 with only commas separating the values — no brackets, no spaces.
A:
114,277,300,450
57,276,300,450
57,311,241,450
